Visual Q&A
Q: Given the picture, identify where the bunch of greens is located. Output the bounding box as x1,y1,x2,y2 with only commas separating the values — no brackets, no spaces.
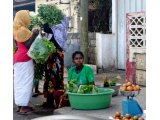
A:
34,63,45,80
67,80,78,93
104,79,118,87
34,63,45,88
29,15,43,31
28,37,56,64
37,4,64,27
77,85,99,94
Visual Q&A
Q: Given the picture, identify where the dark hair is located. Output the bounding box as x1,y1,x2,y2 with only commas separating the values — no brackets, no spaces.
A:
72,51,84,60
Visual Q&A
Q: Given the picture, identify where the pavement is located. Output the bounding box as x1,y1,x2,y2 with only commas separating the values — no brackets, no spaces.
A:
13,70,146,120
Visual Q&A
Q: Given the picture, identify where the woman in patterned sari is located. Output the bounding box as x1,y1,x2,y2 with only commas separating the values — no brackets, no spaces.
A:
42,16,68,108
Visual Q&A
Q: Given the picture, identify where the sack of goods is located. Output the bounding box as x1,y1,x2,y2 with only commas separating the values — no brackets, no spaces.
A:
28,36,56,64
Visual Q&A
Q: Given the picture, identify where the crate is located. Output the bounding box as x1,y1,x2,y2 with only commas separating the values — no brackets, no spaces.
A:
136,70,146,86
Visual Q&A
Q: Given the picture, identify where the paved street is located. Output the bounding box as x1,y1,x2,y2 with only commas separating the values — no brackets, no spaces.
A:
13,70,146,120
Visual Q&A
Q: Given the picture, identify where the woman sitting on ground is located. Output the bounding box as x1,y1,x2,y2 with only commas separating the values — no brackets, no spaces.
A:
68,51,95,86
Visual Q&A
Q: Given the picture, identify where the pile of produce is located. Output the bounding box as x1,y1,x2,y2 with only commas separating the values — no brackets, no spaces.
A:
67,80,79,93
104,79,118,87
28,37,56,64
104,75,121,87
113,112,145,120
37,4,64,27
67,80,99,94
119,82,141,91
77,85,99,94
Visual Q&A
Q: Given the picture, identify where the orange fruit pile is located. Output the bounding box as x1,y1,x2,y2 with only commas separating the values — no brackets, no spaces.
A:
113,112,145,120
119,82,141,91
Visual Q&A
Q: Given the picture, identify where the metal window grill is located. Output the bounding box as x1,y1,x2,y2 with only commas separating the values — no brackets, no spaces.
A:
127,13,146,48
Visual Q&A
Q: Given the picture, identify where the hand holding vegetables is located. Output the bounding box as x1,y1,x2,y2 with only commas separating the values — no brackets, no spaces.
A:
32,29,39,36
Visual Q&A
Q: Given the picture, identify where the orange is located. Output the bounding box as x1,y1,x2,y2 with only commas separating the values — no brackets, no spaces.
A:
126,86,133,91
135,85,140,90
133,116,139,120
126,82,132,87
133,86,137,91
120,86,127,91
125,114,131,119
115,112,121,117
123,83,127,87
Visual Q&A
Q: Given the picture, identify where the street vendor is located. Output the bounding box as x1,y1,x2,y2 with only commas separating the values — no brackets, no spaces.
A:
13,10,39,114
68,51,95,86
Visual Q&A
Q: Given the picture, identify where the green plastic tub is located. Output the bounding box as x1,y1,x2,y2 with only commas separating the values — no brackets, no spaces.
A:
67,88,114,110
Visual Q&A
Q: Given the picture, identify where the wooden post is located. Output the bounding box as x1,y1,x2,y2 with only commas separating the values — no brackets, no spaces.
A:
80,0,88,63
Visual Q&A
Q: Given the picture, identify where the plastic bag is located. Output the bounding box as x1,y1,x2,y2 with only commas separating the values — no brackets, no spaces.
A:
28,36,56,64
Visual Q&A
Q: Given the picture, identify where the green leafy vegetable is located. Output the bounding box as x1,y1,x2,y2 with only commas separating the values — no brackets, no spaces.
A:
29,15,43,31
37,4,64,27
104,79,118,87
77,85,99,94
34,63,45,80
67,80,78,93
28,37,56,64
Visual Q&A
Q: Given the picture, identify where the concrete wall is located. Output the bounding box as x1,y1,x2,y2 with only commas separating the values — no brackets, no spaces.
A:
96,33,117,69
88,33,96,65
64,32,97,68
64,33,80,68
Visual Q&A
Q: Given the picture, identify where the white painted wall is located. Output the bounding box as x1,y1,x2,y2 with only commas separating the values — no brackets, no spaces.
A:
64,39,80,68
96,33,116,69
117,0,146,69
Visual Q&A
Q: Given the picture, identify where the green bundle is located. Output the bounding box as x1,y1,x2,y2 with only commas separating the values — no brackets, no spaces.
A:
38,4,64,27
77,85,99,94
28,37,56,64
67,80,79,93
29,15,43,31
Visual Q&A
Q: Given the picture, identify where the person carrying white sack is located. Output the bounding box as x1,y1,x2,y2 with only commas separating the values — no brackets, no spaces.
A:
13,10,39,114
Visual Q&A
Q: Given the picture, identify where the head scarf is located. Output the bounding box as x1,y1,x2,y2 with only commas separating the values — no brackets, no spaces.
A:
13,10,32,42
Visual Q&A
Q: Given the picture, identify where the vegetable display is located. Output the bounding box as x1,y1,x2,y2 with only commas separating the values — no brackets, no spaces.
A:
104,79,118,87
28,37,56,64
67,80,99,94
67,80,79,93
77,85,99,94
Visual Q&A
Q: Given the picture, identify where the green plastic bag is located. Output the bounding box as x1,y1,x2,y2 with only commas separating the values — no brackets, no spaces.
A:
28,36,56,64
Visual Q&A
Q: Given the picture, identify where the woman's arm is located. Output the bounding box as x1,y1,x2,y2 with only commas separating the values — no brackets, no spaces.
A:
24,29,39,49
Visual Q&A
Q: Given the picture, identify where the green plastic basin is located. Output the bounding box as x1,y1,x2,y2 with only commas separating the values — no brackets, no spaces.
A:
67,88,114,110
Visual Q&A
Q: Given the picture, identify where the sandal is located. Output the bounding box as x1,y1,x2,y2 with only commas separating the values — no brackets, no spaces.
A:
18,106,34,115
16,106,21,112
18,110,33,115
